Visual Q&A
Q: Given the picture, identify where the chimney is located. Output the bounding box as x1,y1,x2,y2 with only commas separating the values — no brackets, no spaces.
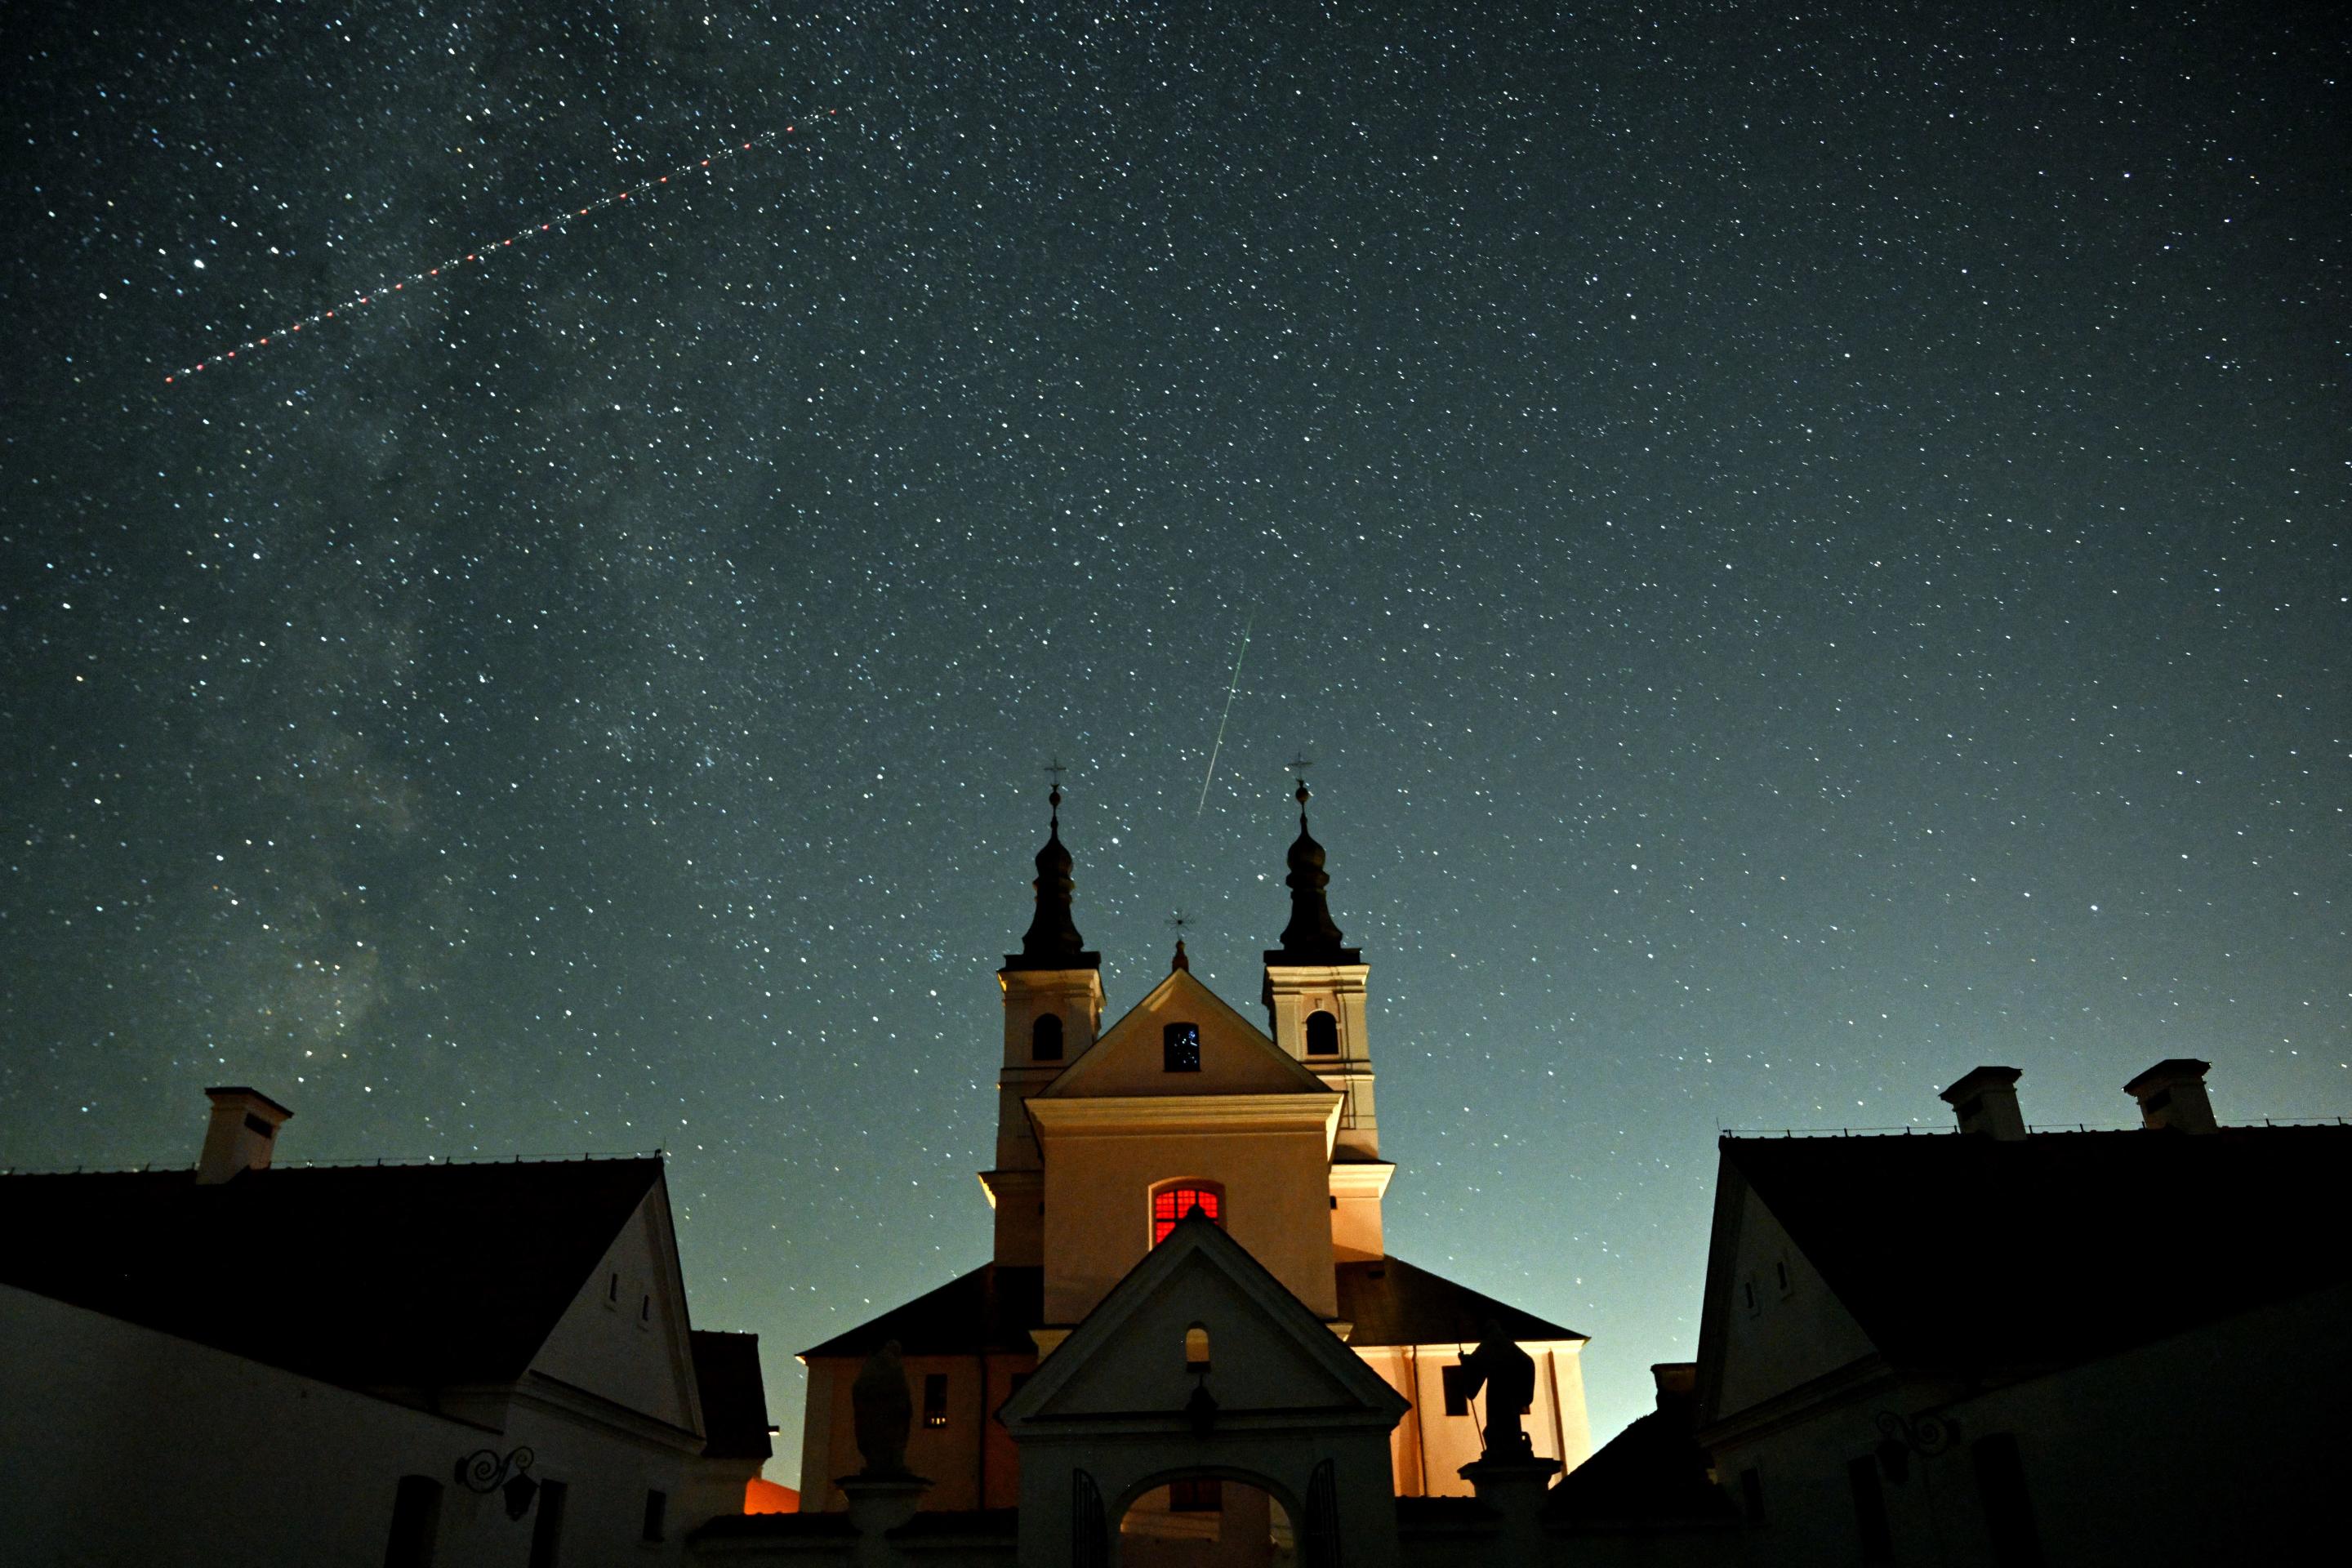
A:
2124,1058,2217,1134
1939,1066,2027,1140
197,1086,293,1183
1650,1362,1697,1410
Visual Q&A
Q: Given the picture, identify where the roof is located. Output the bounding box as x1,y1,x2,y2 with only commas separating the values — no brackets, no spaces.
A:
0,1156,663,1389
802,1255,1581,1361
1337,1255,1585,1347
1544,1395,1736,1530
690,1330,773,1461
1722,1125,2352,1374
799,1264,1042,1360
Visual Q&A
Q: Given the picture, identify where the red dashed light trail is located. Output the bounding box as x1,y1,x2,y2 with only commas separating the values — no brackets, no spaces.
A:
164,113,835,384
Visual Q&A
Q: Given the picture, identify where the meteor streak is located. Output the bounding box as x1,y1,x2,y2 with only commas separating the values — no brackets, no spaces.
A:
1196,613,1254,816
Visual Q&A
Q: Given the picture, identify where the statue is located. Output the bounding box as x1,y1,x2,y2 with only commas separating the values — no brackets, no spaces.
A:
1458,1319,1536,1459
850,1339,914,1477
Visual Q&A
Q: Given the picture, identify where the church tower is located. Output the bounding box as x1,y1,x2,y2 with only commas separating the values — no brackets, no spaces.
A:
1263,777,1393,1260
983,782,1102,1266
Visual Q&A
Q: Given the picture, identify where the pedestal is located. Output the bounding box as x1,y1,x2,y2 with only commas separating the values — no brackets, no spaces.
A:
837,1473,933,1566
1459,1453,1562,1557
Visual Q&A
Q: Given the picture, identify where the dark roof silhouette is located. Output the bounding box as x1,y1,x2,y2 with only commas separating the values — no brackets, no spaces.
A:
799,1254,1582,1360
1337,1255,1584,1347
1544,1389,1736,1530
1723,1125,2352,1374
0,1157,663,1389
690,1330,774,1461
800,1263,1044,1358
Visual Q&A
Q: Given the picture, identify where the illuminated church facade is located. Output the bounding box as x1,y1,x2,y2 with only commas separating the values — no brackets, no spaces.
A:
794,782,1592,1523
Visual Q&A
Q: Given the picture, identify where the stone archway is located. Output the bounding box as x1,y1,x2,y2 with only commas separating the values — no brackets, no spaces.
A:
1114,1468,1300,1568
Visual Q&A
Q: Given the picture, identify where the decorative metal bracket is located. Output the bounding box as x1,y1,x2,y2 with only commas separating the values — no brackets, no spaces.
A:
456,1446,540,1519
1872,1410,1958,1485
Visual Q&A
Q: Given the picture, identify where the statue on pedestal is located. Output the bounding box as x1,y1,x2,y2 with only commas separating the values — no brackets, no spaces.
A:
1459,1318,1536,1459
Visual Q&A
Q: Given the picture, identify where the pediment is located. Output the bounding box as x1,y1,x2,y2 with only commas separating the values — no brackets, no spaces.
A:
1001,1214,1407,1429
1041,968,1330,1099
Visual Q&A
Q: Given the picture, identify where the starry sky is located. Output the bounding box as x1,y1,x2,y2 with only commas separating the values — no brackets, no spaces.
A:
4,2,2345,1470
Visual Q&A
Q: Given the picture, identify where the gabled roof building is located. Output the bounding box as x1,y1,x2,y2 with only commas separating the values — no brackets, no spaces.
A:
0,1089,769,1568
1692,1060,2347,1566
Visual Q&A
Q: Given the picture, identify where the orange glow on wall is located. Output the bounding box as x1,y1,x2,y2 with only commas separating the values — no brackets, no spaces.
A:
744,1478,800,1514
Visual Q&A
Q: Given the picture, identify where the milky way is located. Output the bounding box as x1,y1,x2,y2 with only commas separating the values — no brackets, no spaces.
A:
4,2,2344,1466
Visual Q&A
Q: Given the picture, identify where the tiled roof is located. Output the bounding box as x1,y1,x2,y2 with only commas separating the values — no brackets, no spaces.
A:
799,1264,1043,1359
1726,1124,2352,1372
0,1157,662,1389
690,1330,773,1461
1337,1254,1584,1347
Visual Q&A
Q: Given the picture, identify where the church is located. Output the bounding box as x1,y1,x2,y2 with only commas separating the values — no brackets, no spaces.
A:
786,780,1592,1555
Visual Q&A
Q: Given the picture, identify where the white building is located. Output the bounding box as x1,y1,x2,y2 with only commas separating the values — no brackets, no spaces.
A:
1691,1060,2348,1565
0,1087,770,1567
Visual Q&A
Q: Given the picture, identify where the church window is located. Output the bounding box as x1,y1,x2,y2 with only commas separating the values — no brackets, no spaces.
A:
923,1373,949,1428
1151,1182,1223,1245
641,1490,669,1544
1163,1022,1201,1071
1305,1009,1339,1056
1033,1013,1064,1061
1738,1467,1766,1524
1169,1477,1222,1512
1185,1324,1211,1373
1441,1364,1476,1417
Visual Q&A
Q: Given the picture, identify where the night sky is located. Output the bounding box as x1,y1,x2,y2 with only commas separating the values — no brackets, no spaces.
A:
5,2,2345,1470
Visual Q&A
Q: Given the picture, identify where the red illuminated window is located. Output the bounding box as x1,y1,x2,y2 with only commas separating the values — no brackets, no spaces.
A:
1152,1183,1223,1245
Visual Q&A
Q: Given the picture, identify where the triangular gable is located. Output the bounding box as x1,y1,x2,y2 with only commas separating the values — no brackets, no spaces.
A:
1692,1150,1879,1430
1040,967,1332,1099
528,1166,706,1440
1002,1213,1407,1429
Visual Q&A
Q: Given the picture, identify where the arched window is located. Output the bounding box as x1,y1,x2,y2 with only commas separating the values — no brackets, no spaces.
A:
1032,1012,1064,1062
1184,1323,1210,1373
1162,1022,1201,1072
1151,1180,1223,1245
1304,1009,1339,1057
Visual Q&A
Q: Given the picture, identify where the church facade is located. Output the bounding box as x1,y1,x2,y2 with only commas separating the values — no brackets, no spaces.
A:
794,783,1592,1528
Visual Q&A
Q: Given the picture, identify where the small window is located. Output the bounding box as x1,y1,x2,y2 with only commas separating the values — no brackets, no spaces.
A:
1185,1324,1211,1373
923,1372,949,1428
1032,1013,1064,1061
1742,1278,1758,1315
528,1479,568,1568
1441,1363,1476,1417
1775,1259,1791,1296
1169,1477,1222,1512
1152,1183,1223,1245
607,1272,618,1305
385,1475,442,1568
1973,1433,2043,1567
639,1294,652,1328
1305,1010,1339,1057
640,1490,668,1544
1847,1457,1893,1563
1163,1022,1201,1071
1739,1467,1766,1525
243,1112,277,1139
